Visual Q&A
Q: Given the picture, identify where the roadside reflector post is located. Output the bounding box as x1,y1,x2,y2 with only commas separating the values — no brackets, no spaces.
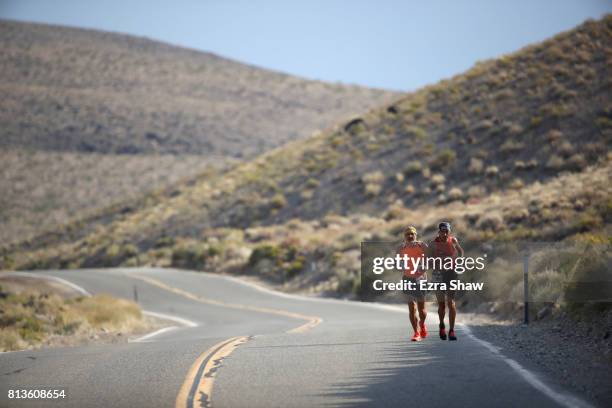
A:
523,250,529,325
133,285,139,304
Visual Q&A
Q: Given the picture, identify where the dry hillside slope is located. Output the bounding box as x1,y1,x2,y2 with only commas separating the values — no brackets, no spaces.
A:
1,16,611,273
0,20,399,244
0,20,399,156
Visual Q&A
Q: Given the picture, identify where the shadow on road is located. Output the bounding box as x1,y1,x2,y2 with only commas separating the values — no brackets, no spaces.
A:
312,327,561,408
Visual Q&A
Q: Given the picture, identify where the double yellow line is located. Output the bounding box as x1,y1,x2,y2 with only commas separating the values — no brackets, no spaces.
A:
129,274,322,407
175,336,250,408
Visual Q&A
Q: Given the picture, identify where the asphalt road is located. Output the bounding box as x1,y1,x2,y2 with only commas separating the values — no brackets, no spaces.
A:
0,268,593,408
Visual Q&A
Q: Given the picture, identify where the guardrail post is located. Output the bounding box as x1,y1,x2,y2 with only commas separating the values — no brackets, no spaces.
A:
523,251,529,325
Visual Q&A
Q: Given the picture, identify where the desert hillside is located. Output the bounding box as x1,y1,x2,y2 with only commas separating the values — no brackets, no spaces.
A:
0,20,399,244
0,20,398,156
2,16,610,292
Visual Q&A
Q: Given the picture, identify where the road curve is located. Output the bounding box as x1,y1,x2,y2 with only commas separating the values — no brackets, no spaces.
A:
0,268,593,408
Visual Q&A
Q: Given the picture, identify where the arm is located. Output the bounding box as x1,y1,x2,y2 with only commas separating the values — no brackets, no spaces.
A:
452,237,464,257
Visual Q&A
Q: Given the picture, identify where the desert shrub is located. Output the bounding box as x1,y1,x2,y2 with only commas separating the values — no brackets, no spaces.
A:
508,178,525,190
430,174,445,186
556,141,574,157
430,149,456,170
573,211,603,232
362,171,385,196
530,116,543,128
547,129,563,142
362,171,385,184
494,88,514,100
305,178,320,189
420,143,435,156
404,125,428,140
467,185,486,198
103,243,139,266
505,208,530,223
546,155,565,170
525,159,538,169
566,154,587,171
507,123,523,136
404,161,422,175
0,328,25,351
171,243,207,269
155,236,175,248
468,158,484,174
366,143,381,153
473,119,494,132
447,187,463,201
500,140,525,154
71,295,141,329
247,243,305,281
477,213,504,231
248,244,281,267
270,193,287,209
484,165,499,177
300,190,314,200
514,160,526,170
364,183,383,196
123,244,138,258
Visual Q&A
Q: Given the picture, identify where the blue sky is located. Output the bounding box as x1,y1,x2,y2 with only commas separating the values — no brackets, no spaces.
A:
1,0,610,91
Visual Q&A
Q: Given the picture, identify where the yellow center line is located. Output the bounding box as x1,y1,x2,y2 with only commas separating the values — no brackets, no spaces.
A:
128,273,323,408
175,336,250,408
130,274,322,333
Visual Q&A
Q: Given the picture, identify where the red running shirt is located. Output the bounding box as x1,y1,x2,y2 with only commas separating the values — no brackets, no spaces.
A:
432,235,457,269
400,243,426,278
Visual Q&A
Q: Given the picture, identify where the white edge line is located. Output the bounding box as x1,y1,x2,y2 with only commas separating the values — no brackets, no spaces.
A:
129,326,178,343
461,324,594,408
0,271,199,345
3,271,92,296
141,310,198,328
128,311,199,343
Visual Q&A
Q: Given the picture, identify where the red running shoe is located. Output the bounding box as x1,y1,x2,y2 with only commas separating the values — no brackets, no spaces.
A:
448,330,457,341
411,332,422,342
439,325,447,340
419,321,428,338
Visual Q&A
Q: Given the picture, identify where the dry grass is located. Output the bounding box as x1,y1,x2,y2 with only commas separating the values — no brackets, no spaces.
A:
0,284,148,352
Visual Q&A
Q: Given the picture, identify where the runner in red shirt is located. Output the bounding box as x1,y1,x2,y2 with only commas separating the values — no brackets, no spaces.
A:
429,222,464,341
397,226,428,341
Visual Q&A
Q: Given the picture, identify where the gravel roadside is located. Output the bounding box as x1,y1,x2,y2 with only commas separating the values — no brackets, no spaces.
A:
468,310,612,407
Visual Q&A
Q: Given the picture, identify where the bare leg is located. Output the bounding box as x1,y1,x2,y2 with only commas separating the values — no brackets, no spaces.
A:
435,291,446,327
408,301,418,333
447,298,456,331
417,300,427,324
